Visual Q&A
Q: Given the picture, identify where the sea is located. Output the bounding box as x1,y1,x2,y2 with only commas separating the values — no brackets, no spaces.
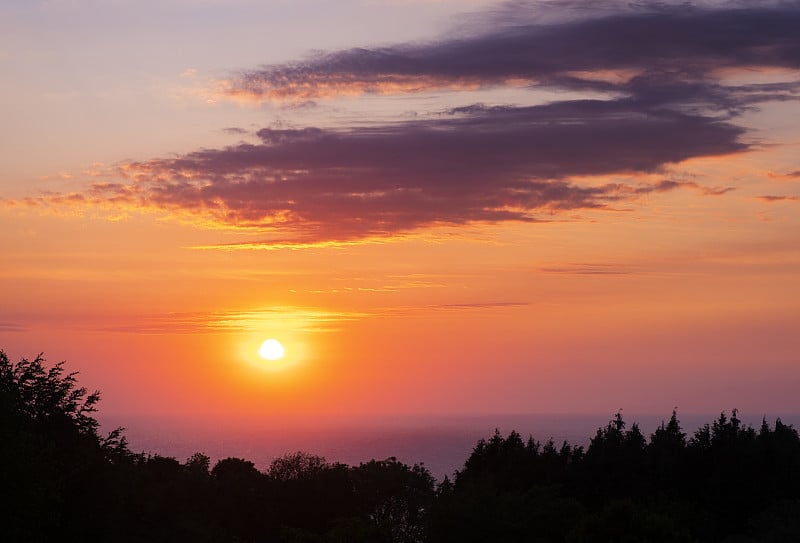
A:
99,412,800,482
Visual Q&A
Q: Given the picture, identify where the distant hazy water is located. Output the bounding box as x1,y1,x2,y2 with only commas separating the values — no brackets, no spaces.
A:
100,412,800,481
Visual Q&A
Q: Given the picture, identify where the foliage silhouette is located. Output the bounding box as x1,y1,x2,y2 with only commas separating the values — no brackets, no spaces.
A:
3,350,800,542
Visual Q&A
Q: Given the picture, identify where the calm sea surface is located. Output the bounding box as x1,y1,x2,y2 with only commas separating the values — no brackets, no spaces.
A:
100,413,800,481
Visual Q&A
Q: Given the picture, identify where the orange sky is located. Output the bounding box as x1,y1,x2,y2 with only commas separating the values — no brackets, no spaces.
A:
1,0,799,421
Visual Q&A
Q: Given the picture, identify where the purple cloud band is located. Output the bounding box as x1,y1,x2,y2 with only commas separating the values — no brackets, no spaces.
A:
228,2,800,106
62,99,744,243
23,1,798,245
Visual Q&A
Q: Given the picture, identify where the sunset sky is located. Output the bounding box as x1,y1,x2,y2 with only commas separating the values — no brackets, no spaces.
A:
2,0,799,422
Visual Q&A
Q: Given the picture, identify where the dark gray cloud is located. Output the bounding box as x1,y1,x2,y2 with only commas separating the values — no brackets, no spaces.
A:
26,1,794,245
76,97,745,243
228,1,800,108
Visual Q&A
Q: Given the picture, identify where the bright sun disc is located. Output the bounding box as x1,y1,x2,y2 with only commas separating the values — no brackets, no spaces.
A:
258,338,285,361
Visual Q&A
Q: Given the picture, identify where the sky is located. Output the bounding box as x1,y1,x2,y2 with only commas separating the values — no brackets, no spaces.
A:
1,0,799,423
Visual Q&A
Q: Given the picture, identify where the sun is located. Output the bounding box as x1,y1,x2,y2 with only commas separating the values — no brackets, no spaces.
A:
258,338,286,361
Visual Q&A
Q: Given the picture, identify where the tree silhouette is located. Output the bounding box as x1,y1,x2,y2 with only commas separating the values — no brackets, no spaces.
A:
5,350,800,542
351,457,435,543
0,351,132,540
269,450,328,482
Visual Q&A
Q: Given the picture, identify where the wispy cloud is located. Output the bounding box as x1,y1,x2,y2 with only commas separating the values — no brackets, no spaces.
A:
64,303,530,334
650,179,735,196
222,127,249,135
539,263,635,276
428,301,528,310
0,322,26,332
93,307,367,335
767,170,800,180
755,195,800,202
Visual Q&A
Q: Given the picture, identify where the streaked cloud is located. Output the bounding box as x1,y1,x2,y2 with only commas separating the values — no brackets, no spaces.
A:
767,170,800,180
428,301,528,310
651,180,735,196
755,195,800,202
539,263,635,276
49,303,530,334
92,307,367,335
222,127,249,135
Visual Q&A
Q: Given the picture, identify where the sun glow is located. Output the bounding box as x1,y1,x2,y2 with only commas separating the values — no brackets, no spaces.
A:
259,338,286,361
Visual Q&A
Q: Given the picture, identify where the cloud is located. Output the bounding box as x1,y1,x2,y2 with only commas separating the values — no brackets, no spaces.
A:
428,301,528,310
650,179,735,196
540,263,634,276
77,303,529,334
91,307,367,335
225,1,800,106
755,195,800,202
767,170,800,180
222,127,249,135
21,99,746,244
0,322,26,332
21,1,792,246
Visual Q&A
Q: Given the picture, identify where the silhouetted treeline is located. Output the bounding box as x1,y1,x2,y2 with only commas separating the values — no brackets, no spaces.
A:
3,352,800,542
